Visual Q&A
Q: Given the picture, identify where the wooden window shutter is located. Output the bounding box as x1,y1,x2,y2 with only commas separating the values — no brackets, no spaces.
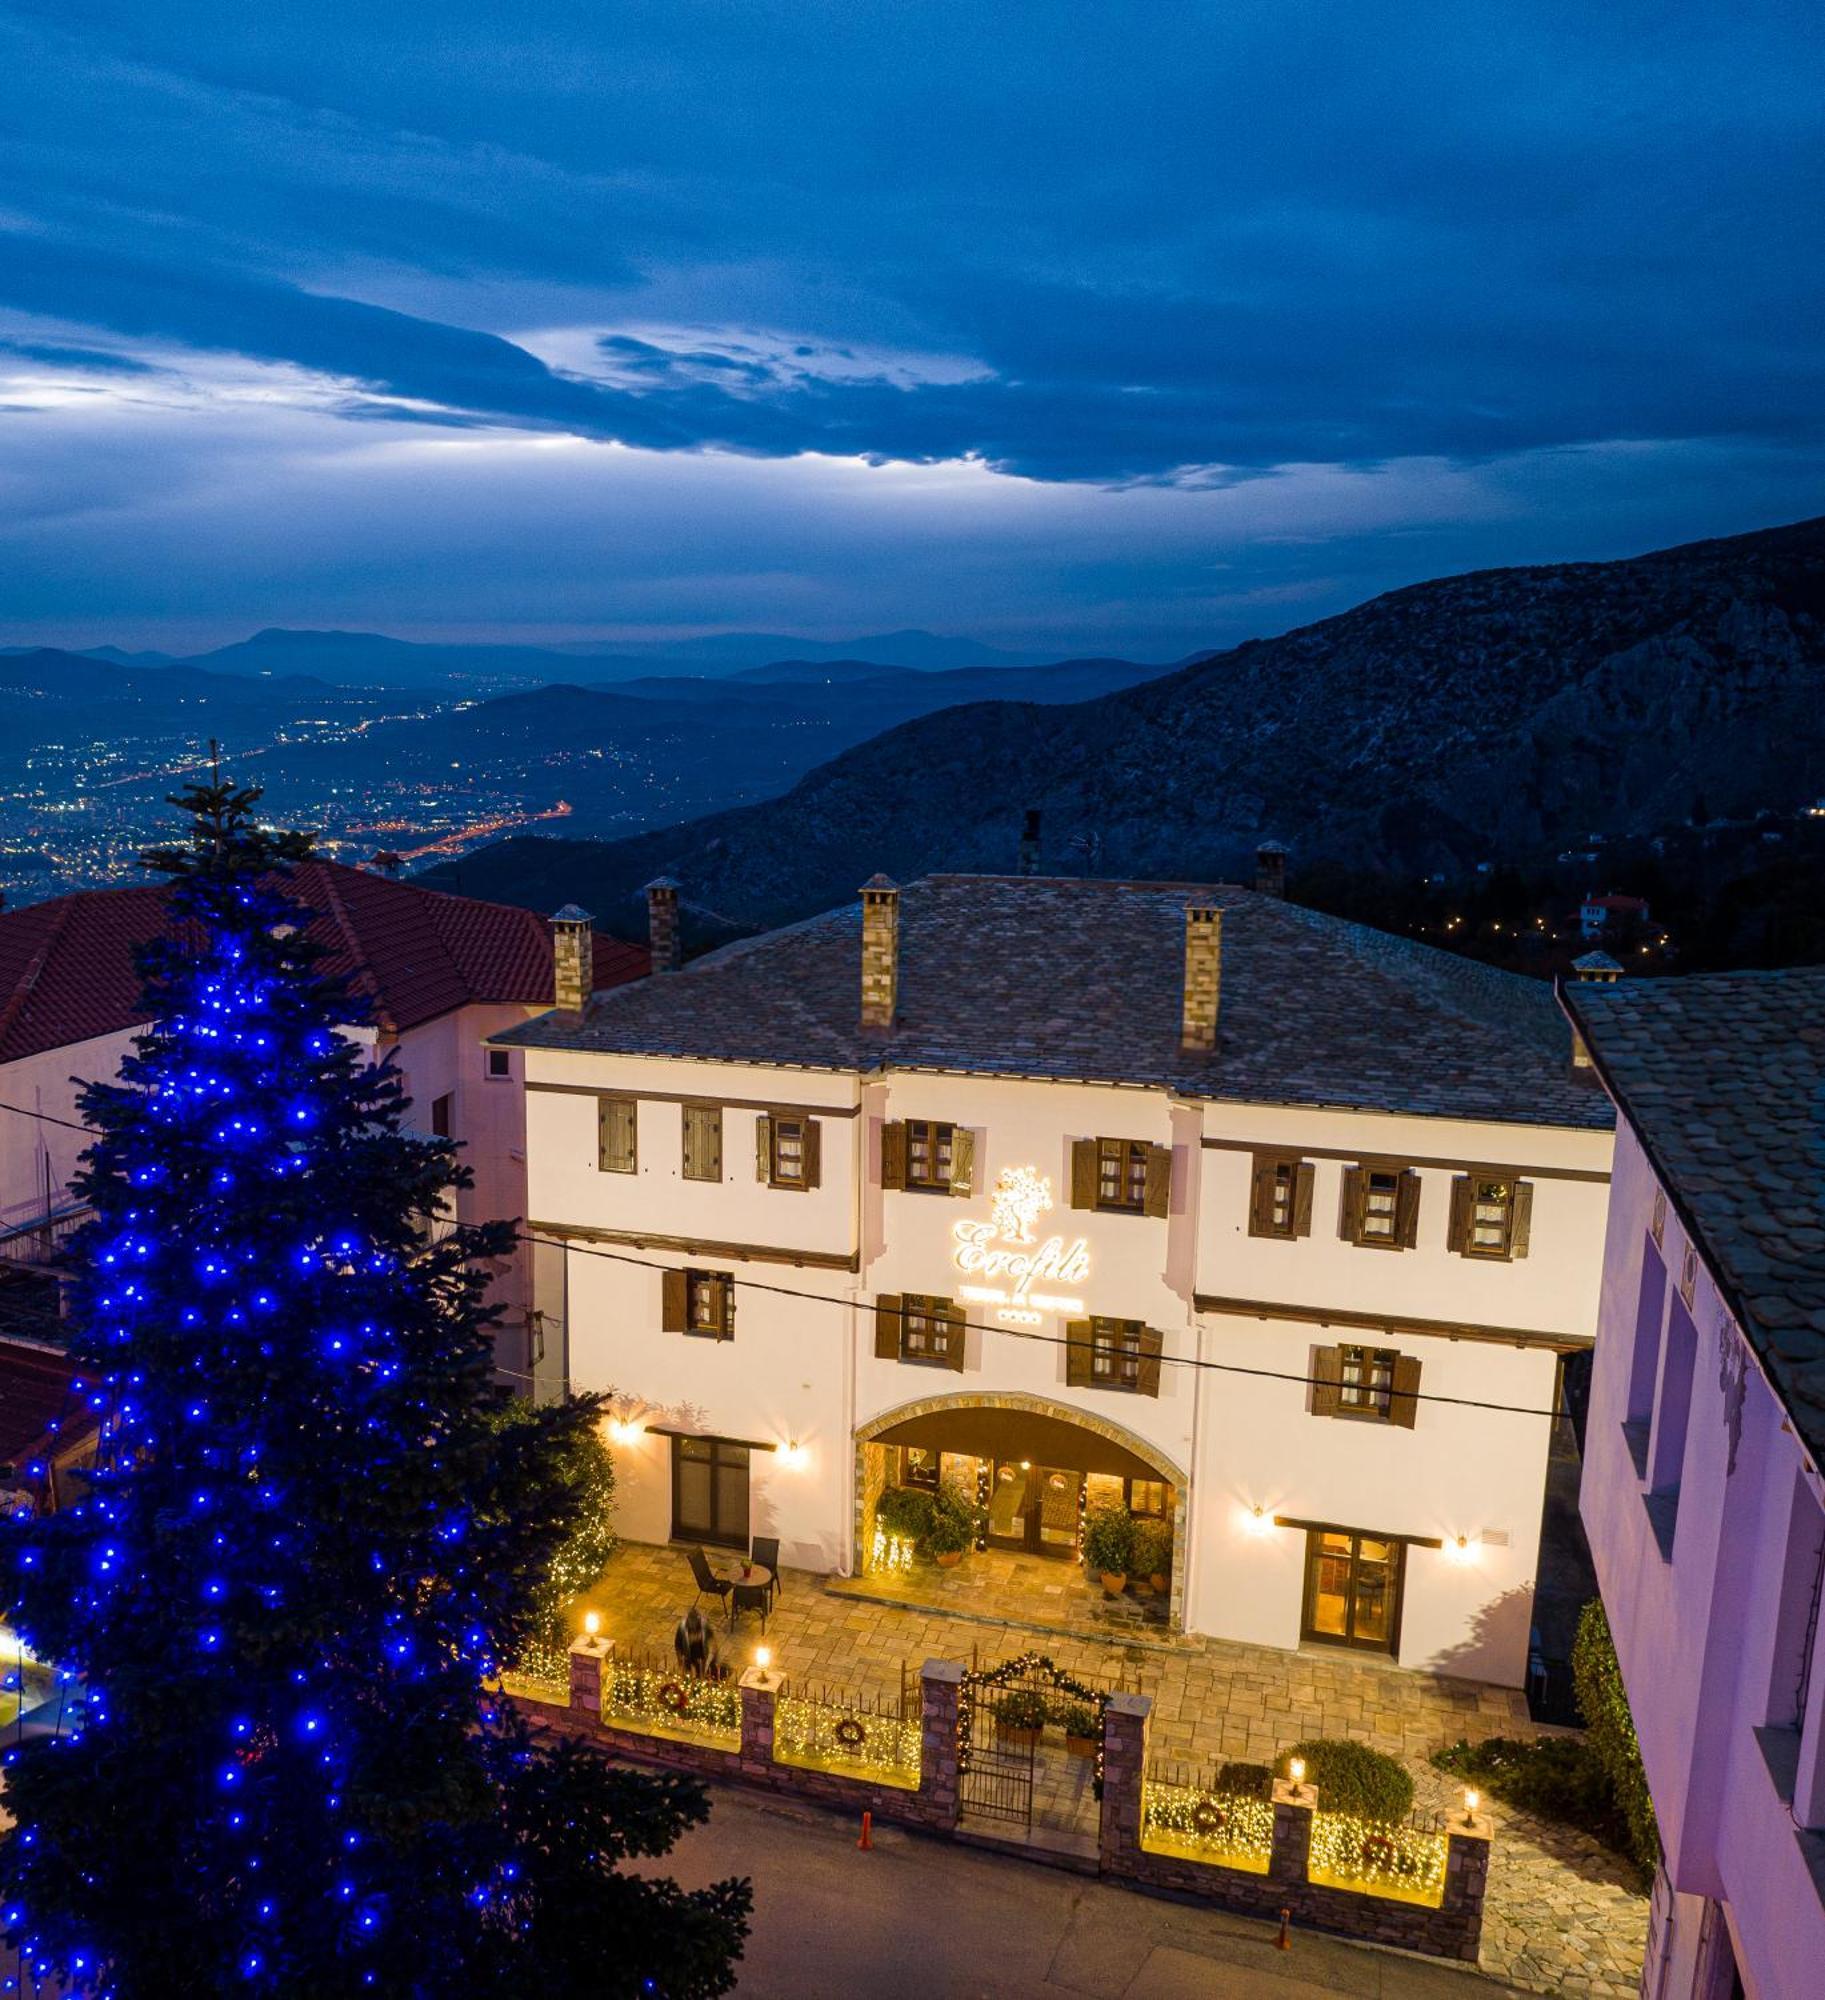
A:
1135,1324,1164,1398
874,1294,904,1360
599,1096,636,1173
1447,1175,1472,1255
1395,1169,1422,1248
1310,1344,1342,1418
949,1126,976,1198
1248,1158,1273,1235
1339,1167,1365,1242
801,1119,822,1189
755,1112,773,1181
1064,1319,1095,1388
1390,1353,1422,1429
1292,1162,1315,1237
1143,1144,1172,1219
661,1269,688,1332
880,1120,908,1190
1070,1137,1099,1209
1511,1182,1534,1259
715,1278,735,1342
942,1298,966,1373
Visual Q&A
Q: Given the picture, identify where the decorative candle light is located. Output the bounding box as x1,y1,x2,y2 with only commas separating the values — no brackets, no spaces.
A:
583,1610,601,1642
755,1646,772,1674
1289,1757,1306,1787
1464,1787,1480,1823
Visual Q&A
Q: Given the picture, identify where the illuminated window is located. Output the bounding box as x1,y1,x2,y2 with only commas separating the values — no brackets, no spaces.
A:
1090,1317,1144,1390
1097,1138,1149,1212
1127,1478,1169,1519
1449,1173,1532,1260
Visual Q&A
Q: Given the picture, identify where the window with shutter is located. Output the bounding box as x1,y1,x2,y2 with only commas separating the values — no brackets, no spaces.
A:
1309,1343,1421,1427
1089,1317,1144,1390
598,1096,637,1174
1069,1137,1099,1209
898,1293,963,1369
762,1112,820,1189
1342,1163,1419,1249
682,1270,734,1340
1250,1154,1313,1240
1310,1345,1343,1418
1336,1343,1398,1417
904,1119,956,1192
681,1104,723,1183
948,1127,976,1198
1449,1173,1531,1261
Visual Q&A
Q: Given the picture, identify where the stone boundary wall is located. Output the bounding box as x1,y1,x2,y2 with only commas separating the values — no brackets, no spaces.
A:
529,1639,1489,1963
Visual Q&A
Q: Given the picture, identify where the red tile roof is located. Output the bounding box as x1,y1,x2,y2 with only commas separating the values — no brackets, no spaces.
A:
0,1336,96,1473
0,862,648,1063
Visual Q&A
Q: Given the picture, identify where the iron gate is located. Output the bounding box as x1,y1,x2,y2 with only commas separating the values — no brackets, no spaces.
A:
957,1651,1110,1834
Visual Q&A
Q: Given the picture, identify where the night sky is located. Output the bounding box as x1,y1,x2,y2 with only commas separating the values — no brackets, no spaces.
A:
2,2,1821,656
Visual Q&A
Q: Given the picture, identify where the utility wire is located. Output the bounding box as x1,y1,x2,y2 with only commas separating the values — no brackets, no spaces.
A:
0,1095,1571,1419
515,1229,1568,1421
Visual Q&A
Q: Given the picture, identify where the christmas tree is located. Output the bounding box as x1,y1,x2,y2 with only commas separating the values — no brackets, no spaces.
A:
0,779,749,1996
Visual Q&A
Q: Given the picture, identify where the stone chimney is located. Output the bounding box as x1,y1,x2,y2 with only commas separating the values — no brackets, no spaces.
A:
645,876,682,973
1571,950,1622,984
1254,840,1287,898
1019,809,1042,877
1180,901,1222,1053
860,875,901,1030
551,904,594,1019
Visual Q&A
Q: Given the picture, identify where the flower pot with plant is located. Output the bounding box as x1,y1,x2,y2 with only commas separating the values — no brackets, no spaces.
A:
1082,1506,1135,1596
992,1688,1049,1748
927,1507,971,1568
1058,1700,1099,1759
1133,1518,1173,1594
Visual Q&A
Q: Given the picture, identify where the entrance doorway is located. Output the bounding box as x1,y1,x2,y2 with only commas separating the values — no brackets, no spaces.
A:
1301,1527,1404,1653
985,1461,1081,1559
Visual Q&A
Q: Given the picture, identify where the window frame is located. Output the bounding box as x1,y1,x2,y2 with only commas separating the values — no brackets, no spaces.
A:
760,1110,819,1191
683,1270,734,1341
904,1118,957,1194
484,1047,511,1081
902,1293,961,1367
1335,1343,1398,1421
430,1092,453,1140
670,1435,750,1551
1449,1171,1533,1261
1090,1316,1145,1392
1341,1161,1420,1251
1249,1153,1314,1240
1096,1137,1150,1214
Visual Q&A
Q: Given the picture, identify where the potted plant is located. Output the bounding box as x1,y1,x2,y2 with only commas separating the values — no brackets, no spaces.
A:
1082,1506,1135,1596
928,1506,971,1568
992,1689,1049,1748
1134,1518,1172,1594
1058,1700,1099,1759
874,1486,936,1547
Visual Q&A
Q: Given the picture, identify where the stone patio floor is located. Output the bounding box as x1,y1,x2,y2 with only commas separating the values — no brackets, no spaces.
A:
592,1541,1648,1999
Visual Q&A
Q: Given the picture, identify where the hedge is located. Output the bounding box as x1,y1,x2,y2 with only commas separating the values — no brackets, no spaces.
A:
1275,1738,1414,1822
1572,1598,1659,1879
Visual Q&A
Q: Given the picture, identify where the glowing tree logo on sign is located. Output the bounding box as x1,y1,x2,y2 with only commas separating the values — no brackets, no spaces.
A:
953,1166,1091,1323
989,1164,1052,1244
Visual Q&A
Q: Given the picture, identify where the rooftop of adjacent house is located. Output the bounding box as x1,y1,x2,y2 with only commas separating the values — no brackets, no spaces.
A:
1564,966,1825,1465
498,873,1611,1130
0,1336,95,1474
0,862,648,1064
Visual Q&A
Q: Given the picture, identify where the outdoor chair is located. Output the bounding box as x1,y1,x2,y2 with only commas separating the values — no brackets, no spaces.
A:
750,1535,783,1605
686,1545,732,1615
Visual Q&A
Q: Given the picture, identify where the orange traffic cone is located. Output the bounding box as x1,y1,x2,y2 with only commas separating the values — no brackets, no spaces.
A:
857,1811,874,1851
1276,1907,1292,1951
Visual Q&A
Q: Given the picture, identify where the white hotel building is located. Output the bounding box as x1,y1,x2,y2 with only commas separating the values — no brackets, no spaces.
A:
495,871,1614,1686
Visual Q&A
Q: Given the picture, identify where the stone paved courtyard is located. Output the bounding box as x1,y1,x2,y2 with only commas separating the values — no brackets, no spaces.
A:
592,1540,1648,1999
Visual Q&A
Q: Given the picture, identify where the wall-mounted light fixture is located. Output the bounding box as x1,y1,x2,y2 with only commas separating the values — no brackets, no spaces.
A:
778,1440,809,1471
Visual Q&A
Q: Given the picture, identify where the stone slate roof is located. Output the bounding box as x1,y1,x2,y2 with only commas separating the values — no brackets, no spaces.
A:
500,874,1610,1130
0,864,648,1062
1564,968,1825,1464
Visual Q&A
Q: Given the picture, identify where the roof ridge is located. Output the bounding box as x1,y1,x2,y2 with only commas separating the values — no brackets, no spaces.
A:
301,861,390,1030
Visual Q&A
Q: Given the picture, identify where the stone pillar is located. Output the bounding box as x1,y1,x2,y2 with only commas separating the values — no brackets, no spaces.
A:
1180,903,1222,1052
738,1667,780,1782
1441,1809,1495,1961
551,904,594,1019
1098,1691,1153,1876
917,1660,966,1830
645,876,682,973
1268,1777,1316,1887
569,1632,612,1719
859,876,900,1030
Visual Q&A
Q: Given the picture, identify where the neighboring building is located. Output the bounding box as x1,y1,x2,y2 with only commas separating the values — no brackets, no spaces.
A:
0,1336,99,1516
498,869,1615,1686
0,866,647,1375
1564,969,1825,2000
1580,891,1652,940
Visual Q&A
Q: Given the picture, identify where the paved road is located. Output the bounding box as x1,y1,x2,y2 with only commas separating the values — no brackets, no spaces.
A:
647,1786,1530,1999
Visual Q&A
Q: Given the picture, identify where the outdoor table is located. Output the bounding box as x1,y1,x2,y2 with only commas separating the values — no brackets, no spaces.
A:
728,1576,771,1631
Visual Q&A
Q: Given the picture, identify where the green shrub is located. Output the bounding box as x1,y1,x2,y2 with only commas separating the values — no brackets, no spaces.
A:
927,1505,972,1556
1276,1739,1414,1822
1573,1599,1659,1879
875,1486,936,1542
1082,1506,1136,1576
1214,1759,1273,1799
992,1689,1050,1732
1432,1735,1634,1865
1056,1700,1099,1740
1132,1518,1174,1579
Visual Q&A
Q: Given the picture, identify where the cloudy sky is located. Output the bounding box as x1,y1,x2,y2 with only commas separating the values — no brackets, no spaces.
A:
2,1,1821,656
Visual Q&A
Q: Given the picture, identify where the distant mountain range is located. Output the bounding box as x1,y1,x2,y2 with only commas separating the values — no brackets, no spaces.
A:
1,626,1076,690
418,516,1825,937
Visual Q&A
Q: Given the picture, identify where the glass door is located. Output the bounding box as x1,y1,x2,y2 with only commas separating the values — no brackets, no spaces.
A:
671,1436,750,1550
1302,1528,1404,1653
987,1462,1083,1558
986,1460,1032,1551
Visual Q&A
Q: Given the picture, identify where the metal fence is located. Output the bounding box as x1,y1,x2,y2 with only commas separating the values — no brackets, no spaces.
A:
773,1669,921,1788
1308,1805,1450,1906
1140,1759,1276,1874
601,1644,741,1748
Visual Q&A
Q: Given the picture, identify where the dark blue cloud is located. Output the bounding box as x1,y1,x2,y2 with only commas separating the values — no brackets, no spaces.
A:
0,1,1820,641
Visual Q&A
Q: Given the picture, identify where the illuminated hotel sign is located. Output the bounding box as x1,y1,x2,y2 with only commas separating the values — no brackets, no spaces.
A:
952,1166,1090,1325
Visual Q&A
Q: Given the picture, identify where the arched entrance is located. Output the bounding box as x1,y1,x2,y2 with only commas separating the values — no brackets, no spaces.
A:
853,1392,1190,1633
